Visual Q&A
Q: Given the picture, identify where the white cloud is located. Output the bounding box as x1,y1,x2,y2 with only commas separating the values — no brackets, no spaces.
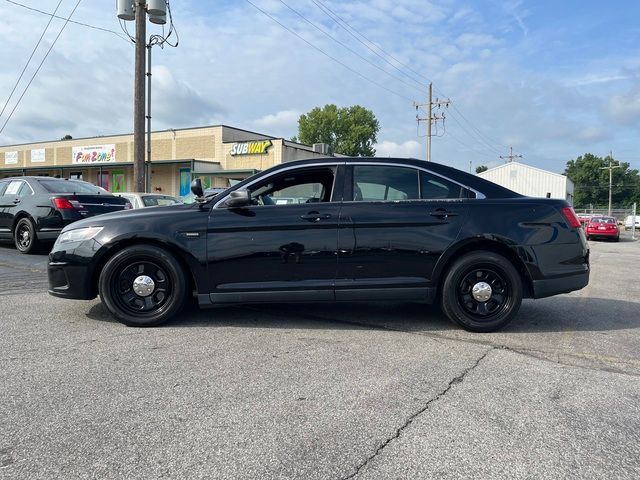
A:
375,140,422,158
607,90,640,125
253,110,301,136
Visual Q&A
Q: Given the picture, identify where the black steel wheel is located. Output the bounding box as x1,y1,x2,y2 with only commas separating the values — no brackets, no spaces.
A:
99,245,187,327
441,251,522,332
14,217,39,254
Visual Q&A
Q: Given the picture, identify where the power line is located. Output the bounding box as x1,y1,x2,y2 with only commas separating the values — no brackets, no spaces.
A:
311,0,516,156
244,0,414,102
4,0,130,43
0,0,63,122
276,0,423,96
0,0,83,135
311,0,427,90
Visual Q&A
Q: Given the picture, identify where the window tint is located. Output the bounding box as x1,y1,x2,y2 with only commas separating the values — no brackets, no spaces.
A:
248,167,335,206
353,166,419,201
420,171,475,199
39,179,103,194
18,182,33,196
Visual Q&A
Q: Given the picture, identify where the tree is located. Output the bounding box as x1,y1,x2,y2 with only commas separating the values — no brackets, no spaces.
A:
296,104,380,156
475,165,488,174
61,134,72,140
564,153,640,207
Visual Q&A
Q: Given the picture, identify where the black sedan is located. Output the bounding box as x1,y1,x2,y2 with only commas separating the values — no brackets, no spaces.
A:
48,158,589,332
0,177,130,253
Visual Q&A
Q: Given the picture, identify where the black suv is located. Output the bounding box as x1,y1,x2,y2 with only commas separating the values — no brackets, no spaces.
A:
0,177,130,253
48,158,589,332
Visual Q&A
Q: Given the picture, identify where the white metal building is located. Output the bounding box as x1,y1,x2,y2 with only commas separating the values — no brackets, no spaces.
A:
477,161,574,205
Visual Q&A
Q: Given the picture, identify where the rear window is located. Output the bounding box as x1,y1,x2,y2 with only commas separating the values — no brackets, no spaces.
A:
590,217,616,224
39,179,104,194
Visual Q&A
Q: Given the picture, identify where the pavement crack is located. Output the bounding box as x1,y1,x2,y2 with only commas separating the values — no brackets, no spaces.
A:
341,347,493,480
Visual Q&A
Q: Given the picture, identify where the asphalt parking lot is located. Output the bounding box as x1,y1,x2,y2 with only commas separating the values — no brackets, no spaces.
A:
1,234,639,479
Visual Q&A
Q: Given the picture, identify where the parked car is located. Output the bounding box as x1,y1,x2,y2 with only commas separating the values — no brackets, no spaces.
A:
115,192,182,209
585,216,620,241
48,158,590,332
180,187,226,205
624,215,640,230
0,176,131,253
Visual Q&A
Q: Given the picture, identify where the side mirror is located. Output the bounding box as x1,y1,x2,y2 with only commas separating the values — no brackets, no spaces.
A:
225,189,250,207
190,178,204,198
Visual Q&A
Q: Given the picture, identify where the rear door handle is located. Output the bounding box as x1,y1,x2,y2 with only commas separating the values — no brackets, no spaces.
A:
12,198,20,204
300,212,332,222
429,210,458,219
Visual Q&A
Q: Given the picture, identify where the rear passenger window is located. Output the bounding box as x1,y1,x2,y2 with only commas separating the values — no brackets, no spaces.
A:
353,166,419,201
18,182,33,196
0,181,7,196
420,172,475,199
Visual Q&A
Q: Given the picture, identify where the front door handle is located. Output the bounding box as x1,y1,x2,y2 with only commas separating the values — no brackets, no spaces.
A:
12,198,20,204
429,210,458,219
300,212,332,222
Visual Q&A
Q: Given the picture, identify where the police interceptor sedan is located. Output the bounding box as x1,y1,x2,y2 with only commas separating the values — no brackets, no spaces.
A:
48,158,589,332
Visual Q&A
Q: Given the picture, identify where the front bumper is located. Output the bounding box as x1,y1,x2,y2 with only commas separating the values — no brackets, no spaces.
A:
47,239,103,300
48,262,95,299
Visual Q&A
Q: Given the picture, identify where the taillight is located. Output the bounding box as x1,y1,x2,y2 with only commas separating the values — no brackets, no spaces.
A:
53,198,74,210
561,207,581,229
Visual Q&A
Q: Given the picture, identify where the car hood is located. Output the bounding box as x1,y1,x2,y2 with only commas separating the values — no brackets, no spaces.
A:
60,203,195,232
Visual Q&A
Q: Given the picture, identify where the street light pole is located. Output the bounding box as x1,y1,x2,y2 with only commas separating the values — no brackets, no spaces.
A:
118,0,172,193
133,0,146,193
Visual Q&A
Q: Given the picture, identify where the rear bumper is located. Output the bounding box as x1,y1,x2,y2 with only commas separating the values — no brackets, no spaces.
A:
532,270,589,299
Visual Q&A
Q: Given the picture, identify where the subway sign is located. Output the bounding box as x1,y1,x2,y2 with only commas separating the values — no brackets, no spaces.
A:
230,140,272,156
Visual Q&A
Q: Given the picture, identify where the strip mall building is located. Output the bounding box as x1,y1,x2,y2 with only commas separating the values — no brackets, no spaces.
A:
0,125,331,196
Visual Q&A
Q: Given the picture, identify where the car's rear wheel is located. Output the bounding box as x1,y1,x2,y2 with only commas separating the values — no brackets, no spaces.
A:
14,217,39,254
99,244,187,327
441,251,522,333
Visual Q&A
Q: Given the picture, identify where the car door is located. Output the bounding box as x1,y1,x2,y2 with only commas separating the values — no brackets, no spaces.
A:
335,163,470,301
206,164,344,303
0,180,11,237
0,180,30,235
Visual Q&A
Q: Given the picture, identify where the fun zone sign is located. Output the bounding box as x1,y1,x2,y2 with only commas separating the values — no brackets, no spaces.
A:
72,145,116,164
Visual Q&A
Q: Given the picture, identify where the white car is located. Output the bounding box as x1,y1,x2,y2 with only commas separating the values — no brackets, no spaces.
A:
115,192,182,209
624,215,640,230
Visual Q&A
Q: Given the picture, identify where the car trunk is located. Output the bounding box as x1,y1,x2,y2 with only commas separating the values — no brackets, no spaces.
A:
59,194,130,216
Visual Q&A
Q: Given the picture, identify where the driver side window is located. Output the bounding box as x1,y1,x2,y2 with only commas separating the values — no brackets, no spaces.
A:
249,167,336,206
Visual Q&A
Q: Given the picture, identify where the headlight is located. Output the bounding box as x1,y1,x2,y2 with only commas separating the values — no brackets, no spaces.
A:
56,226,104,245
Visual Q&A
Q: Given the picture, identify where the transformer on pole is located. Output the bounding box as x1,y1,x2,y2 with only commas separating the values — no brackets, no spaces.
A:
116,1,177,193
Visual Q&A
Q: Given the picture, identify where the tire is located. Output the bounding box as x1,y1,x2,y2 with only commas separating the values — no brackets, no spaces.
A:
586,235,590,241
14,217,39,254
98,244,187,327
441,251,523,333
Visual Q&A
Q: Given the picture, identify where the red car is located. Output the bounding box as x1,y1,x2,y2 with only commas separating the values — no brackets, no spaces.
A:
585,216,619,241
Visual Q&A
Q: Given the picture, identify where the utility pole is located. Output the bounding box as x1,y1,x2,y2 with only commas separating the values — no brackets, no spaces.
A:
133,0,146,193
499,146,523,163
414,83,450,161
600,151,621,217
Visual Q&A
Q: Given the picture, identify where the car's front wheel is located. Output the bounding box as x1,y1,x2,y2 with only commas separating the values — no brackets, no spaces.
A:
14,217,39,254
441,251,523,333
99,244,187,327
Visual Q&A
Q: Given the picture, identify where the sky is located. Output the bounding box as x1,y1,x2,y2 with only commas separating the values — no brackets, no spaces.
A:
0,0,638,174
